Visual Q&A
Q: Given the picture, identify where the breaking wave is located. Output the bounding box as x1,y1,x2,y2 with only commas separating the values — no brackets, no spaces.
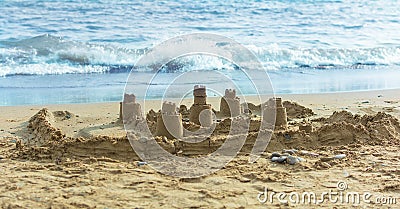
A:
1,34,400,76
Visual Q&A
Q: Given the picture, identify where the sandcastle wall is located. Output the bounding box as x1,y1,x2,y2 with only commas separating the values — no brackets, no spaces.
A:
189,85,213,127
220,89,241,117
156,101,183,139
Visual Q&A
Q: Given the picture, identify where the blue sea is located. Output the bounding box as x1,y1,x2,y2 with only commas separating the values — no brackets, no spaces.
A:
1,0,400,105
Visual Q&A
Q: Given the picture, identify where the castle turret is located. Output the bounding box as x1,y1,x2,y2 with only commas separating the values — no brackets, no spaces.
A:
156,101,183,139
189,85,213,127
220,88,241,117
262,97,287,130
120,93,142,123
124,94,136,103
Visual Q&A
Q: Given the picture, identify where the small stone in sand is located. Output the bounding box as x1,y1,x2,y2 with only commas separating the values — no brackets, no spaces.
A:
334,154,346,159
137,162,147,166
320,154,346,162
270,152,281,158
283,149,297,155
287,156,299,165
271,156,287,163
284,134,291,140
300,150,319,157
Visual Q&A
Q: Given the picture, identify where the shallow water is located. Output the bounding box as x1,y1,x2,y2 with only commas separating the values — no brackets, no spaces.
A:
1,66,400,106
1,0,400,105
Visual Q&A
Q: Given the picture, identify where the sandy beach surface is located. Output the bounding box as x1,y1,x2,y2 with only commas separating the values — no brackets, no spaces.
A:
1,89,400,208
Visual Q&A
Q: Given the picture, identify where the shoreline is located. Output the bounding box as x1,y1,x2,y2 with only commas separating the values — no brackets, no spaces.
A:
1,87,399,113
2,87,400,107
2,66,400,106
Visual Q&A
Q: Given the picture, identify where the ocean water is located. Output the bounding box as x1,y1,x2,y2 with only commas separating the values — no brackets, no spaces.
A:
1,0,400,105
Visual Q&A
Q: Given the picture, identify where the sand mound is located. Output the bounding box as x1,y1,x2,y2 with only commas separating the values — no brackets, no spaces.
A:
315,111,400,146
314,122,369,146
26,108,138,161
244,103,261,115
52,110,74,120
283,101,315,119
324,110,361,124
267,111,400,151
146,109,158,122
27,108,66,146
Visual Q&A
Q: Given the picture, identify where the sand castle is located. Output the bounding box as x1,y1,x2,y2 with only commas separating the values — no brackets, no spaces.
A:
189,85,213,127
262,97,288,130
155,101,183,139
119,94,142,123
220,89,241,117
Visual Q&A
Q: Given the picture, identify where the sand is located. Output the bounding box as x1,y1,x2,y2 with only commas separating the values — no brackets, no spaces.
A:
1,89,400,208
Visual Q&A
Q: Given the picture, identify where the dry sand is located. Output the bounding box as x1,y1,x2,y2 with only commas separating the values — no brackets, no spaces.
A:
1,89,400,208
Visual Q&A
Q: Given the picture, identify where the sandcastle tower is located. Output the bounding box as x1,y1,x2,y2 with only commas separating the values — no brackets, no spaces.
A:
262,97,287,130
220,89,241,117
156,101,183,139
120,94,142,122
189,85,213,127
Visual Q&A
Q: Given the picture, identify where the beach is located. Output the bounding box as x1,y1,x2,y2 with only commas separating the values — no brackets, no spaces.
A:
1,89,399,208
1,0,400,208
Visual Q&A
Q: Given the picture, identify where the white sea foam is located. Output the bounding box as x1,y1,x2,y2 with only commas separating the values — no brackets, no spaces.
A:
1,35,400,76
0,63,110,77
